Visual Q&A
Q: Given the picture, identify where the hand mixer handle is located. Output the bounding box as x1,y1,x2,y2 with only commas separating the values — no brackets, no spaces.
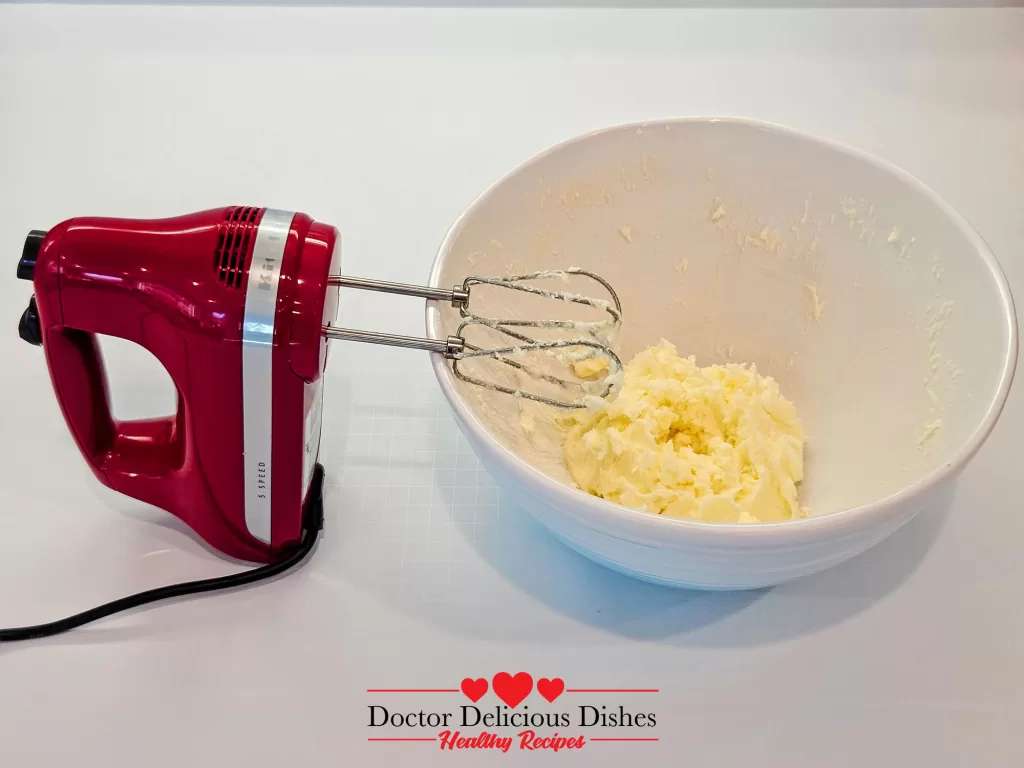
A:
43,328,117,462
43,326,188,509
24,218,195,520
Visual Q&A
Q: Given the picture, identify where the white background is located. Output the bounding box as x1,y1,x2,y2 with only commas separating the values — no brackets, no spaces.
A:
1,4,1023,766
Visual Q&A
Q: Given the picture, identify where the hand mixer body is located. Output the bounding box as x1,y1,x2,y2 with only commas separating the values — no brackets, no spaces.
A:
20,207,340,562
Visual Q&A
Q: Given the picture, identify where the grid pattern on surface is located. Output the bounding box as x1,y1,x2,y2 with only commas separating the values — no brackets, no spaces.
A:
319,334,506,605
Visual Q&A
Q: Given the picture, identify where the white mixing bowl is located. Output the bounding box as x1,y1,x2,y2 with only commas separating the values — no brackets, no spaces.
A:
426,118,1017,589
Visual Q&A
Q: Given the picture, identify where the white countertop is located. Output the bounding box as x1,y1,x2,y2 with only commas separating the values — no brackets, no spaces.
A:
1,4,1023,766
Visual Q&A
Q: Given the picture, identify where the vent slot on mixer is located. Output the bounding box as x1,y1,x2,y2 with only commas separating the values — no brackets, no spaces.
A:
214,206,260,288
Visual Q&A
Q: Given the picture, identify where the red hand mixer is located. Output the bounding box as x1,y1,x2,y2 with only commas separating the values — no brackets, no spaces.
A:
17,207,338,562
4,206,621,641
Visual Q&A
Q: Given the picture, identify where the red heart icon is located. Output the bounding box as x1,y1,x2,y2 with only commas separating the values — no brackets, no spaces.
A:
461,677,488,703
537,677,565,703
492,672,533,708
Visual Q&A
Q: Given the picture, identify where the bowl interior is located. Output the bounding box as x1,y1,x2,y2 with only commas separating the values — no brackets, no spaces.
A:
429,119,1015,519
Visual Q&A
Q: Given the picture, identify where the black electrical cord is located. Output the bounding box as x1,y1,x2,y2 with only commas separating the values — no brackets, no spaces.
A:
0,465,325,643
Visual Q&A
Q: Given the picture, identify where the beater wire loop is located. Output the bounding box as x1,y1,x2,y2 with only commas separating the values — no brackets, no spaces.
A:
451,268,623,408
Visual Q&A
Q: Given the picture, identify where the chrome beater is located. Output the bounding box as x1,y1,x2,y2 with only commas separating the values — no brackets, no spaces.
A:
321,268,623,408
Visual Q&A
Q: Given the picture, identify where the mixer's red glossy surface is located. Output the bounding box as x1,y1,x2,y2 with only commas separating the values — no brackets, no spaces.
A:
27,208,339,562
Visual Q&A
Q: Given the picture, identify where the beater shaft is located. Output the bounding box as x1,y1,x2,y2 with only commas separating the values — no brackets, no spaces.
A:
327,275,468,307
322,325,463,357
322,274,468,356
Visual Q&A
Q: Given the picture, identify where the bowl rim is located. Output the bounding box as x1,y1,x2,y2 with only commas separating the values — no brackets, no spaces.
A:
425,116,1019,545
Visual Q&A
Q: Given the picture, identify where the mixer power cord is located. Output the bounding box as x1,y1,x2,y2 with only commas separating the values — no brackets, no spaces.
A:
0,466,325,643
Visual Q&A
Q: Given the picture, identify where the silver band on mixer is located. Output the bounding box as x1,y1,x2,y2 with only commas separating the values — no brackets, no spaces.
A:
322,268,623,409
242,208,295,544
